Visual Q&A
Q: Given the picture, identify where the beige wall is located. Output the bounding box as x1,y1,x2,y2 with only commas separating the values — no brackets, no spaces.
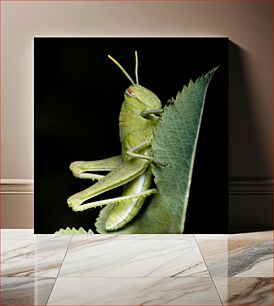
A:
1,1,272,228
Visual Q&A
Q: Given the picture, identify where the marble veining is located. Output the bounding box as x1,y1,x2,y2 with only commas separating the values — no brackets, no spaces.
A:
213,277,273,305
58,236,208,278
227,277,273,305
47,277,221,305
1,277,56,305
228,240,273,277
1,237,71,277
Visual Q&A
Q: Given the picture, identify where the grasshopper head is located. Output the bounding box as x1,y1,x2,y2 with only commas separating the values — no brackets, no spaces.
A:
108,51,162,110
125,85,161,110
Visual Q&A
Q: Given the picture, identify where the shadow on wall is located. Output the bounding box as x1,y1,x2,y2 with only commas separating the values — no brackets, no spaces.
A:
229,41,272,233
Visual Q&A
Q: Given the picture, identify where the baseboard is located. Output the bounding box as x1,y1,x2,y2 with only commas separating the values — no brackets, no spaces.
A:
0,180,34,228
229,178,273,233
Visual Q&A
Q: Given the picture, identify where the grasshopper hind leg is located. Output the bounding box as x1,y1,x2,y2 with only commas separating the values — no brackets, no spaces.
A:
69,155,123,180
67,158,150,208
70,166,157,231
105,168,154,231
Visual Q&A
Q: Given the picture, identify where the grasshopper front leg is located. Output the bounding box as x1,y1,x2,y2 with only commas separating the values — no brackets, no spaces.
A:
141,108,163,118
127,141,166,167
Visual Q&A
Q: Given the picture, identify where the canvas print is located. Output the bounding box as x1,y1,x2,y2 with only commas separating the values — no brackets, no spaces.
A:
34,38,228,234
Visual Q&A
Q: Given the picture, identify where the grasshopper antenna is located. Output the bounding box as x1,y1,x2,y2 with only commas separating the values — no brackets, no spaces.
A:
135,50,139,85
108,54,135,86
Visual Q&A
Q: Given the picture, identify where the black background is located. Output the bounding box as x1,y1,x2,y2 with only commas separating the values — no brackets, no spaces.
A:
34,38,228,233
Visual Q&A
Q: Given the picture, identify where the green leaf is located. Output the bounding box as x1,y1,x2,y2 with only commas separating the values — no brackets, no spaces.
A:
96,67,218,234
55,227,94,234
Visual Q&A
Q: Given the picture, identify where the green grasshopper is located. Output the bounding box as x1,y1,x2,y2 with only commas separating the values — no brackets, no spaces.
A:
67,51,165,231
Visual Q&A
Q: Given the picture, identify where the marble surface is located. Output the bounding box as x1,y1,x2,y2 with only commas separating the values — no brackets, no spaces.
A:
228,239,273,277
58,235,209,278
1,277,55,305
213,277,273,305
1,234,71,277
1,228,72,241
228,231,273,240
47,277,221,305
195,232,273,279
195,236,228,277
0,229,273,305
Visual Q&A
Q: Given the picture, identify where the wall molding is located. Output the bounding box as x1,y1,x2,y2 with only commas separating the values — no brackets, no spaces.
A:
229,178,273,195
0,179,34,195
0,179,34,185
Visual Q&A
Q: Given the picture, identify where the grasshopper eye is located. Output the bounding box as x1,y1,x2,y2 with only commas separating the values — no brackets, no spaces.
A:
125,88,136,98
